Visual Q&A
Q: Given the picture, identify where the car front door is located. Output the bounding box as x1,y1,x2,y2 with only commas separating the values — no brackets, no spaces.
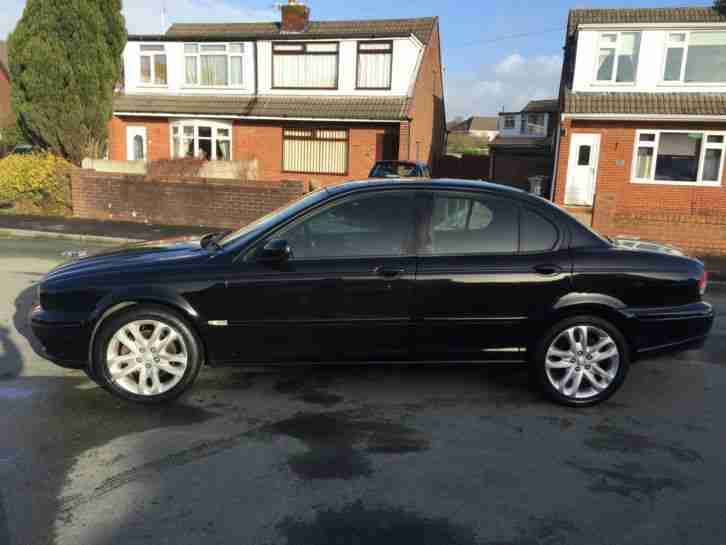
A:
219,190,418,364
413,191,572,361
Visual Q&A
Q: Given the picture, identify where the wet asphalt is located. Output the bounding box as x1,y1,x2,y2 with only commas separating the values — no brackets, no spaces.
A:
0,237,725,545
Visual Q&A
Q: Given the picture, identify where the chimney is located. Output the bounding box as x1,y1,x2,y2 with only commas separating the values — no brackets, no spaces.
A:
281,0,310,33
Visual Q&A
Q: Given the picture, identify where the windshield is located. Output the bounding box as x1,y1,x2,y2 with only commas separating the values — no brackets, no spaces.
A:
217,188,329,247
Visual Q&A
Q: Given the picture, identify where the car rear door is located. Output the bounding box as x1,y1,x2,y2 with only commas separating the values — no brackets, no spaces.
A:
218,190,418,364
412,190,572,361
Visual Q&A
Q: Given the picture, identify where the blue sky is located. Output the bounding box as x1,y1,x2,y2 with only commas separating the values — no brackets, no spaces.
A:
0,0,715,118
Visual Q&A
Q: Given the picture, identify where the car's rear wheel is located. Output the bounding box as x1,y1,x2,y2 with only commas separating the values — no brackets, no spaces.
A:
533,316,629,407
92,306,203,404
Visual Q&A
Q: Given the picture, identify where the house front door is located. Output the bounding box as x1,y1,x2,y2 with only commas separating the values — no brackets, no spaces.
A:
565,133,600,206
126,127,147,161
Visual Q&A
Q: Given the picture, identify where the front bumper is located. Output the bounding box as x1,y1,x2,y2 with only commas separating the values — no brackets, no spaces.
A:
630,302,715,356
29,304,91,368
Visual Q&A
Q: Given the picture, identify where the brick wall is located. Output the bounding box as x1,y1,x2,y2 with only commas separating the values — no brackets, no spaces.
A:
71,169,307,229
405,21,446,167
0,68,10,122
108,116,171,162
108,116,397,187
491,150,554,191
554,119,726,255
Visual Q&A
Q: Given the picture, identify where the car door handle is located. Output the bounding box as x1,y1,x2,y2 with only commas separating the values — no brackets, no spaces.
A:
534,264,563,276
375,267,405,278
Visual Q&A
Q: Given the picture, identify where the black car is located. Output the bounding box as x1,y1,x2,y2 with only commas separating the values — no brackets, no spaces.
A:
31,180,714,407
369,161,431,179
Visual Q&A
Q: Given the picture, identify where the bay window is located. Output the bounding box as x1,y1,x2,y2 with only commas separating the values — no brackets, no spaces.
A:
632,130,725,185
663,32,726,83
357,41,393,90
140,44,167,85
185,43,244,87
171,120,232,161
596,32,641,83
273,43,339,89
283,128,348,175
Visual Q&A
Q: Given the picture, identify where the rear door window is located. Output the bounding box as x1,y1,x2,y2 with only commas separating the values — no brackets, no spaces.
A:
418,193,520,255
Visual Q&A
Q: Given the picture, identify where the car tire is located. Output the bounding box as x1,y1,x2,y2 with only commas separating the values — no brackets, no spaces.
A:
91,305,203,404
533,315,629,407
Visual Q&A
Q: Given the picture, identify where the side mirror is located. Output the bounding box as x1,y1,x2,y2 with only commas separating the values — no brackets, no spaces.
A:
257,239,292,263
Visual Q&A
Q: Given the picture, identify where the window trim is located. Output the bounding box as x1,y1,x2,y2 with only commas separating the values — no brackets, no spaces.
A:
183,42,245,89
271,41,340,90
502,115,517,130
630,129,726,187
139,44,167,87
593,31,640,86
355,40,394,91
282,126,349,176
658,30,726,86
170,119,233,161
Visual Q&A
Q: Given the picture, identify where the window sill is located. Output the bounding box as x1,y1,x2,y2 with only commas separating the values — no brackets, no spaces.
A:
590,82,636,87
657,82,726,88
181,86,248,91
630,179,722,187
138,84,169,89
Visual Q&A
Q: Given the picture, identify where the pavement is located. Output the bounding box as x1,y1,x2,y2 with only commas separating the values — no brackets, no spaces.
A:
2,213,726,282
0,236,726,545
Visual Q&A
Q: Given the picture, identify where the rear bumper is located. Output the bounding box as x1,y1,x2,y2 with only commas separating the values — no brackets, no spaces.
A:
629,302,714,357
29,305,90,369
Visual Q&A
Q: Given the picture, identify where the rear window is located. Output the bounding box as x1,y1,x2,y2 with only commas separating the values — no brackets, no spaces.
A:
521,208,559,253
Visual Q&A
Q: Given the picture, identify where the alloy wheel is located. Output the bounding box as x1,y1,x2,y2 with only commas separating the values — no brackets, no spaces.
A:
544,325,620,400
106,320,189,396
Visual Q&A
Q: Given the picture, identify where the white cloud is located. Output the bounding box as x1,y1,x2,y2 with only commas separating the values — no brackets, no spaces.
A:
446,52,563,119
0,0,276,39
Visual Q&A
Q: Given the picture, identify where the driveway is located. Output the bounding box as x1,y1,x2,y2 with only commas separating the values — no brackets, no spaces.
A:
1,237,725,545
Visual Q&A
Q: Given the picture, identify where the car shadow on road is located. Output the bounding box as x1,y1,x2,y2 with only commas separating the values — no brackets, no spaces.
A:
13,284,44,363
0,325,22,381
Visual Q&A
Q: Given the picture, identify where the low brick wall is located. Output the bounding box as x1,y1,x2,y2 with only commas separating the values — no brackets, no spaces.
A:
593,192,726,256
71,169,308,229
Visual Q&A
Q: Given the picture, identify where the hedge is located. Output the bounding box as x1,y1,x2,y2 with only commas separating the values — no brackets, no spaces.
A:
0,152,74,215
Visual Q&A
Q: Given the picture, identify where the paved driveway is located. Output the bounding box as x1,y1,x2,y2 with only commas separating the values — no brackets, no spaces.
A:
1,237,725,545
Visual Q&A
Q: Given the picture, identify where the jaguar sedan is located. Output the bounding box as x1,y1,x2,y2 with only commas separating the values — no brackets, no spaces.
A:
31,180,714,407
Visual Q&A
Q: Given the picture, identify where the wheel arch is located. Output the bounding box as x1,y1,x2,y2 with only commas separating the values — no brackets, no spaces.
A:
540,297,637,358
87,289,208,369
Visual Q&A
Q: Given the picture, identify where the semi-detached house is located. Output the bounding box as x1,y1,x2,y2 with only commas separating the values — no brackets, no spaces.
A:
109,3,445,186
553,7,726,255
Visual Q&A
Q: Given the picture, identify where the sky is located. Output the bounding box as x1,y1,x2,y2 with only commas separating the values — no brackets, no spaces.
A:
0,0,715,119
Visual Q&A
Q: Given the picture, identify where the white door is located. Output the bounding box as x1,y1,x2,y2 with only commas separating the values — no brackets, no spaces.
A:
565,133,601,206
126,127,147,161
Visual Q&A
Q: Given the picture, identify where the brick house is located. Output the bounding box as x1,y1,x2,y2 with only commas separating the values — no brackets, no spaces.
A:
489,99,559,193
109,3,446,186
552,7,726,255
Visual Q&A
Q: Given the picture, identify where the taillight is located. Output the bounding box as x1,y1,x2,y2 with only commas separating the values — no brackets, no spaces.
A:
699,270,709,296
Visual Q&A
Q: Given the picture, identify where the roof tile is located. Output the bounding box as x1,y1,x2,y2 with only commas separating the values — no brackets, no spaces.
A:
156,17,437,44
568,7,726,36
564,91,726,115
113,94,411,121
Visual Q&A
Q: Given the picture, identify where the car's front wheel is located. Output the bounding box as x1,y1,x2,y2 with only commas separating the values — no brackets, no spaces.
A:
92,306,203,404
533,316,629,407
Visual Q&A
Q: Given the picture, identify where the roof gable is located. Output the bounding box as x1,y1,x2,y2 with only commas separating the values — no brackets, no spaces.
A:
159,17,437,44
568,7,726,36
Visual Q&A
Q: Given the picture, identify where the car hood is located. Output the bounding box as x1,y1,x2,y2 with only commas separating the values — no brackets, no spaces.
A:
44,236,210,282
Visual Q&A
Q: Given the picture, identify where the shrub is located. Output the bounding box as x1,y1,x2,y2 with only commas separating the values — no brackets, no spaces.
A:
0,152,74,214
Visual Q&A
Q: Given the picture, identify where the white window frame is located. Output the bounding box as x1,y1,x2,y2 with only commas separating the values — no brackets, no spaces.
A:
502,115,516,130
170,119,233,161
631,129,726,187
593,31,641,85
521,113,548,136
659,30,726,86
139,44,167,87
184,43,245,88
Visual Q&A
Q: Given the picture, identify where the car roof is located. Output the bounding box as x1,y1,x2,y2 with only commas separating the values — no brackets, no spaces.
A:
372,160,427,166
328,178,529,198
